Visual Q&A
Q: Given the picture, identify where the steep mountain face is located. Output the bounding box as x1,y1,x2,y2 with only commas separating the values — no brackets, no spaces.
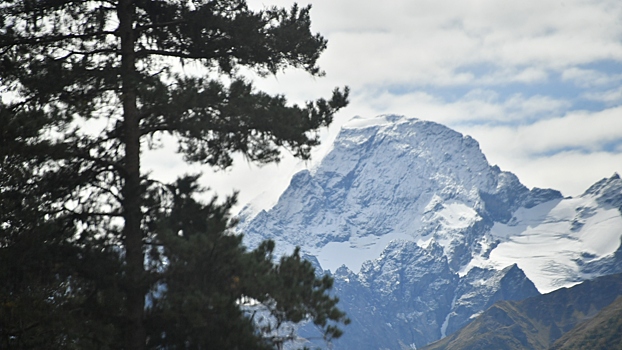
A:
310,254,539,349
239,115,622,349
422,272,622,350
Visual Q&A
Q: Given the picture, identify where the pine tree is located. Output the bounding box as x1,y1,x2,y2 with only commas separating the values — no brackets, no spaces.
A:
0,1,349,348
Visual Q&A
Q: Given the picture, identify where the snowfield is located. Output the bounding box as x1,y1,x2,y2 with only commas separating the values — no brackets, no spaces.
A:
486,197,622,293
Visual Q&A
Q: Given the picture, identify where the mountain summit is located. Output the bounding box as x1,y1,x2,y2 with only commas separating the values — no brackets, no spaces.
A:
244,115,562,273
241,115,622,348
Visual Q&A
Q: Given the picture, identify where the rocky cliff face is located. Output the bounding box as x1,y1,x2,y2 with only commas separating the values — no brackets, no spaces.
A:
239,115,622,349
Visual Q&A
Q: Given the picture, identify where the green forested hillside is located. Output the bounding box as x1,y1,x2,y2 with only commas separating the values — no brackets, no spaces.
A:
422,272,622,350
549,296,622,350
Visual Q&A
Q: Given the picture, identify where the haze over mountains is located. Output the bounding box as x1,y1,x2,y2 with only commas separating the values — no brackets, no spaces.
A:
239,115,622,349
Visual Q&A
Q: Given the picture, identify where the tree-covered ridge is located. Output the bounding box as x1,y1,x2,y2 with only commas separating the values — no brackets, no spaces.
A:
422,272,622,350
0,0,349,348
550,296,622,350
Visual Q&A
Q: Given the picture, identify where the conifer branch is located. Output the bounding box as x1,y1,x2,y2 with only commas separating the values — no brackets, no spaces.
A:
0,30,117,49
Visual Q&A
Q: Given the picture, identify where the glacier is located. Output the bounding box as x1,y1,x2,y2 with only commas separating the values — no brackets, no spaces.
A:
238,115,622,349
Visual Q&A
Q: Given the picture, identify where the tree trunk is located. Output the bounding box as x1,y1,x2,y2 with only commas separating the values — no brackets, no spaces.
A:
118,0,145,349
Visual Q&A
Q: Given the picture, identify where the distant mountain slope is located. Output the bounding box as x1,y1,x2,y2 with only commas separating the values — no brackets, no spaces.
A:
422,272,622,350
550,295,622,350
239,115,622,348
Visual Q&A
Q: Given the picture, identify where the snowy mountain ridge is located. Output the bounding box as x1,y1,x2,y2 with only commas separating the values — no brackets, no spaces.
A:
239,115,622,348
242,115,575,280
471,184,622,292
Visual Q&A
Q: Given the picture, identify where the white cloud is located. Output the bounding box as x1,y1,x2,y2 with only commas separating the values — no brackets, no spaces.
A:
244,0,622,112
146,0,622,209
142,135,311,213
583,86,622,105
460,106,622,154
348,88,570,126
562,68,622,88
484,150,622,197
457,106,622,194
298,0,622,88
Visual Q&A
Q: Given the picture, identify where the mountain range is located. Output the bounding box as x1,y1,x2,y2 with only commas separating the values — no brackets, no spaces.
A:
422,272,622,350
239,115,622,349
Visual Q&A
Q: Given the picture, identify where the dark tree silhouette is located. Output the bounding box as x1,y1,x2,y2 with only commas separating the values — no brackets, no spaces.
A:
0,1,349,348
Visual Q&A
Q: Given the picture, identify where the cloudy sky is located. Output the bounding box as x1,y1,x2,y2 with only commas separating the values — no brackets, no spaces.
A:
146,0,622,212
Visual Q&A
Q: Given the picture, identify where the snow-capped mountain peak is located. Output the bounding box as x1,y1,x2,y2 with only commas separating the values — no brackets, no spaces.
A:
240,115,622,349
243,115,558,272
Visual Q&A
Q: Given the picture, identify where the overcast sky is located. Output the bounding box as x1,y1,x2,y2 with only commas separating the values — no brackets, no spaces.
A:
145,0,622,212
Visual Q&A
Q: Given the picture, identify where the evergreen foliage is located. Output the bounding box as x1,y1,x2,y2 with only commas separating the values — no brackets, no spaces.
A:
0,0,349,348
